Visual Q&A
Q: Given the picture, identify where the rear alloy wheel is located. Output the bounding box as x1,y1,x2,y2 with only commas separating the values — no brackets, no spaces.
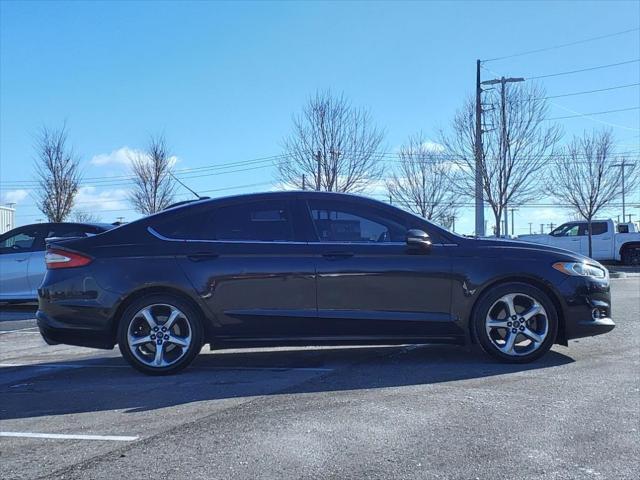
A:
118,295,203,375
473,283,558,363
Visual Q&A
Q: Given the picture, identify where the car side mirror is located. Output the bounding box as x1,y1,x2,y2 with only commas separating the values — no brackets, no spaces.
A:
406,229,432,251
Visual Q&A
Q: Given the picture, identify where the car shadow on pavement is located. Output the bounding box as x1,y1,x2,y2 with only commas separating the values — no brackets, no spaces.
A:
0,344,574,420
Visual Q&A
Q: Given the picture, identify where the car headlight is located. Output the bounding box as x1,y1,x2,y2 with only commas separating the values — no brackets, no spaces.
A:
552,262,607,279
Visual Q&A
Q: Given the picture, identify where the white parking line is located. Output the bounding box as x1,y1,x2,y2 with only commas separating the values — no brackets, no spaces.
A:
0,327,39,335
0,432,138,441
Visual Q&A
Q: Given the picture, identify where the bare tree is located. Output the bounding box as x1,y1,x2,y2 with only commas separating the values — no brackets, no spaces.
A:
129,135,176,215
34,125,82,222
386,133,458,227
441,83,562,236
278,91,385,192
72,210,102,223
546,130,635,257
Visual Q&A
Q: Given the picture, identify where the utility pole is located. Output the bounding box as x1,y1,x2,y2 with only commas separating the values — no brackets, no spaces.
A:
509,207,518,236
315,150,321,191
540,223,545,234
302,174,306,190
613,159,631,221
474,60,485,237
528,222,533,234
480,75,524,237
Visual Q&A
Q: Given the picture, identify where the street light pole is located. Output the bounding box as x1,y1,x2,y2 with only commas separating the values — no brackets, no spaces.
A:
613,159,631,221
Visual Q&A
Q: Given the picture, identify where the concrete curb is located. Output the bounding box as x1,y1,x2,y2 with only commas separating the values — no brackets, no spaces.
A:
609,272,627,279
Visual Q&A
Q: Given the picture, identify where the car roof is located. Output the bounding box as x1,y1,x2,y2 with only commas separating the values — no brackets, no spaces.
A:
16,222,114,230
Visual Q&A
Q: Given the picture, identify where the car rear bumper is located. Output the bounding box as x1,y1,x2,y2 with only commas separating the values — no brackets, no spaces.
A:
37,310,115,349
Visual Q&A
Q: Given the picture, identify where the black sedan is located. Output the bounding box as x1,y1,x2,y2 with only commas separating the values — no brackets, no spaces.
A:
37,192,615,374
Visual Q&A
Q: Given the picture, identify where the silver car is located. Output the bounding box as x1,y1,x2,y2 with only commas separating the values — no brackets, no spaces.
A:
0,223,113,302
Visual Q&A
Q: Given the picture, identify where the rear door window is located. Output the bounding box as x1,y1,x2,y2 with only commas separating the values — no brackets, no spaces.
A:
155,200,294,242
590,222,608,235
0,228,41,253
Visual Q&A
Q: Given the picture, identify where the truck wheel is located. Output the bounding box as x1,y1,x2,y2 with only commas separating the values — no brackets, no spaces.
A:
621,245,640,266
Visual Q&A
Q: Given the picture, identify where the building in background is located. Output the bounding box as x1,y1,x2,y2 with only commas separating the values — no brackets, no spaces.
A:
0,205,16,234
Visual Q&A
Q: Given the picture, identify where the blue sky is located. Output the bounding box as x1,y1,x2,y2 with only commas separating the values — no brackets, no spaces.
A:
1,0,639,233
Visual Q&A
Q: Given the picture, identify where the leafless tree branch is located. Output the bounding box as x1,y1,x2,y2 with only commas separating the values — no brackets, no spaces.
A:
128,134,176,215
440,83,562,236
546,129,635,257
386,132,458,228
34,125,82,223
277,90,385,192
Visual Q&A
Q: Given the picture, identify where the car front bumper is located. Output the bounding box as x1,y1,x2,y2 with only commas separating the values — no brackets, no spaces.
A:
559,275,615,340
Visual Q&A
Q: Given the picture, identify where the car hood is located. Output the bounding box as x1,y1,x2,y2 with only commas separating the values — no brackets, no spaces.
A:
466,237,593,263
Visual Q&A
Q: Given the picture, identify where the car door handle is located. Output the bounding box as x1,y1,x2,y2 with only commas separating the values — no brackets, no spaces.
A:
187,253,219,262
322,251,355,260
16,257,29,262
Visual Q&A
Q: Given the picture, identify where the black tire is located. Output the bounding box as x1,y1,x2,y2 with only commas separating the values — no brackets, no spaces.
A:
621,245,640,266
118,294,204,375
473,282,558,364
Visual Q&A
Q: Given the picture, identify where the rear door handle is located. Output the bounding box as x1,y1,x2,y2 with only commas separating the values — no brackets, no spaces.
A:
322,251,355,260
187,253,219,262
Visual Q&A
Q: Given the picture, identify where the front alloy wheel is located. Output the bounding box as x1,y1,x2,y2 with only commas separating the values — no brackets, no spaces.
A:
118,295,203,375
485,293,549,357
474,283,558,363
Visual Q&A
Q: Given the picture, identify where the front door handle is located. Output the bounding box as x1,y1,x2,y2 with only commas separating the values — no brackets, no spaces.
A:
187,253,219,262
322,251,355,260
16,257,29,263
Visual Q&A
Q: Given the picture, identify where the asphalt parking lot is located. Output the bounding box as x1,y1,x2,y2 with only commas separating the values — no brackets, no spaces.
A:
1,278,638,480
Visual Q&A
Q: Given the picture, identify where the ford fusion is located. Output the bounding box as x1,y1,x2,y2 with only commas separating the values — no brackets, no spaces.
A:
37,192,615,375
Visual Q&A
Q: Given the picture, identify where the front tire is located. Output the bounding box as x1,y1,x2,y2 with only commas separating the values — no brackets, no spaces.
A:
473,283,558,363
118,294,203,375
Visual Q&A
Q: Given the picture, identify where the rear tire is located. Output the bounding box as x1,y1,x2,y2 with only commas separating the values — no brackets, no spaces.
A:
621,245,640,266
473,282,558,363
118,294,203,375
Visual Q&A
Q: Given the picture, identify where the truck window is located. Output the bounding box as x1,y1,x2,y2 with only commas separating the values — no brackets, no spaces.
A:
554,223,580,236
590,222,608,235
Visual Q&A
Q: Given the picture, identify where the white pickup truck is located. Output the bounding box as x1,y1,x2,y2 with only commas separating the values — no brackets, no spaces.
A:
518,219,640,265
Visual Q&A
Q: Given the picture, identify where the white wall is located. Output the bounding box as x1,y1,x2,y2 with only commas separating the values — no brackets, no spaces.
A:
0,206,16,234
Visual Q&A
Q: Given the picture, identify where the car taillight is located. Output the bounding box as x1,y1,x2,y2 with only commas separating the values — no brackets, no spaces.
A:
45,248,93,269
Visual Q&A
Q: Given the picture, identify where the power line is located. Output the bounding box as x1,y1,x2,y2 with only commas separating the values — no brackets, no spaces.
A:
543,82,640,100
547,106,640,121
4,150,640,189
482,27,640,63
526,59,640,80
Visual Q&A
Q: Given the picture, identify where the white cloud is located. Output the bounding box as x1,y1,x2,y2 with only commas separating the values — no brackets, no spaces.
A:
90,147,141,167
421,141,445,153
91,147,179,169
1,189,30,205
75,186,129,211
527,207,570,224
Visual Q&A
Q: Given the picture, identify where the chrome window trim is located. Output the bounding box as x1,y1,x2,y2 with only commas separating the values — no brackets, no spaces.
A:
148,227,458,247
147,227,307,245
